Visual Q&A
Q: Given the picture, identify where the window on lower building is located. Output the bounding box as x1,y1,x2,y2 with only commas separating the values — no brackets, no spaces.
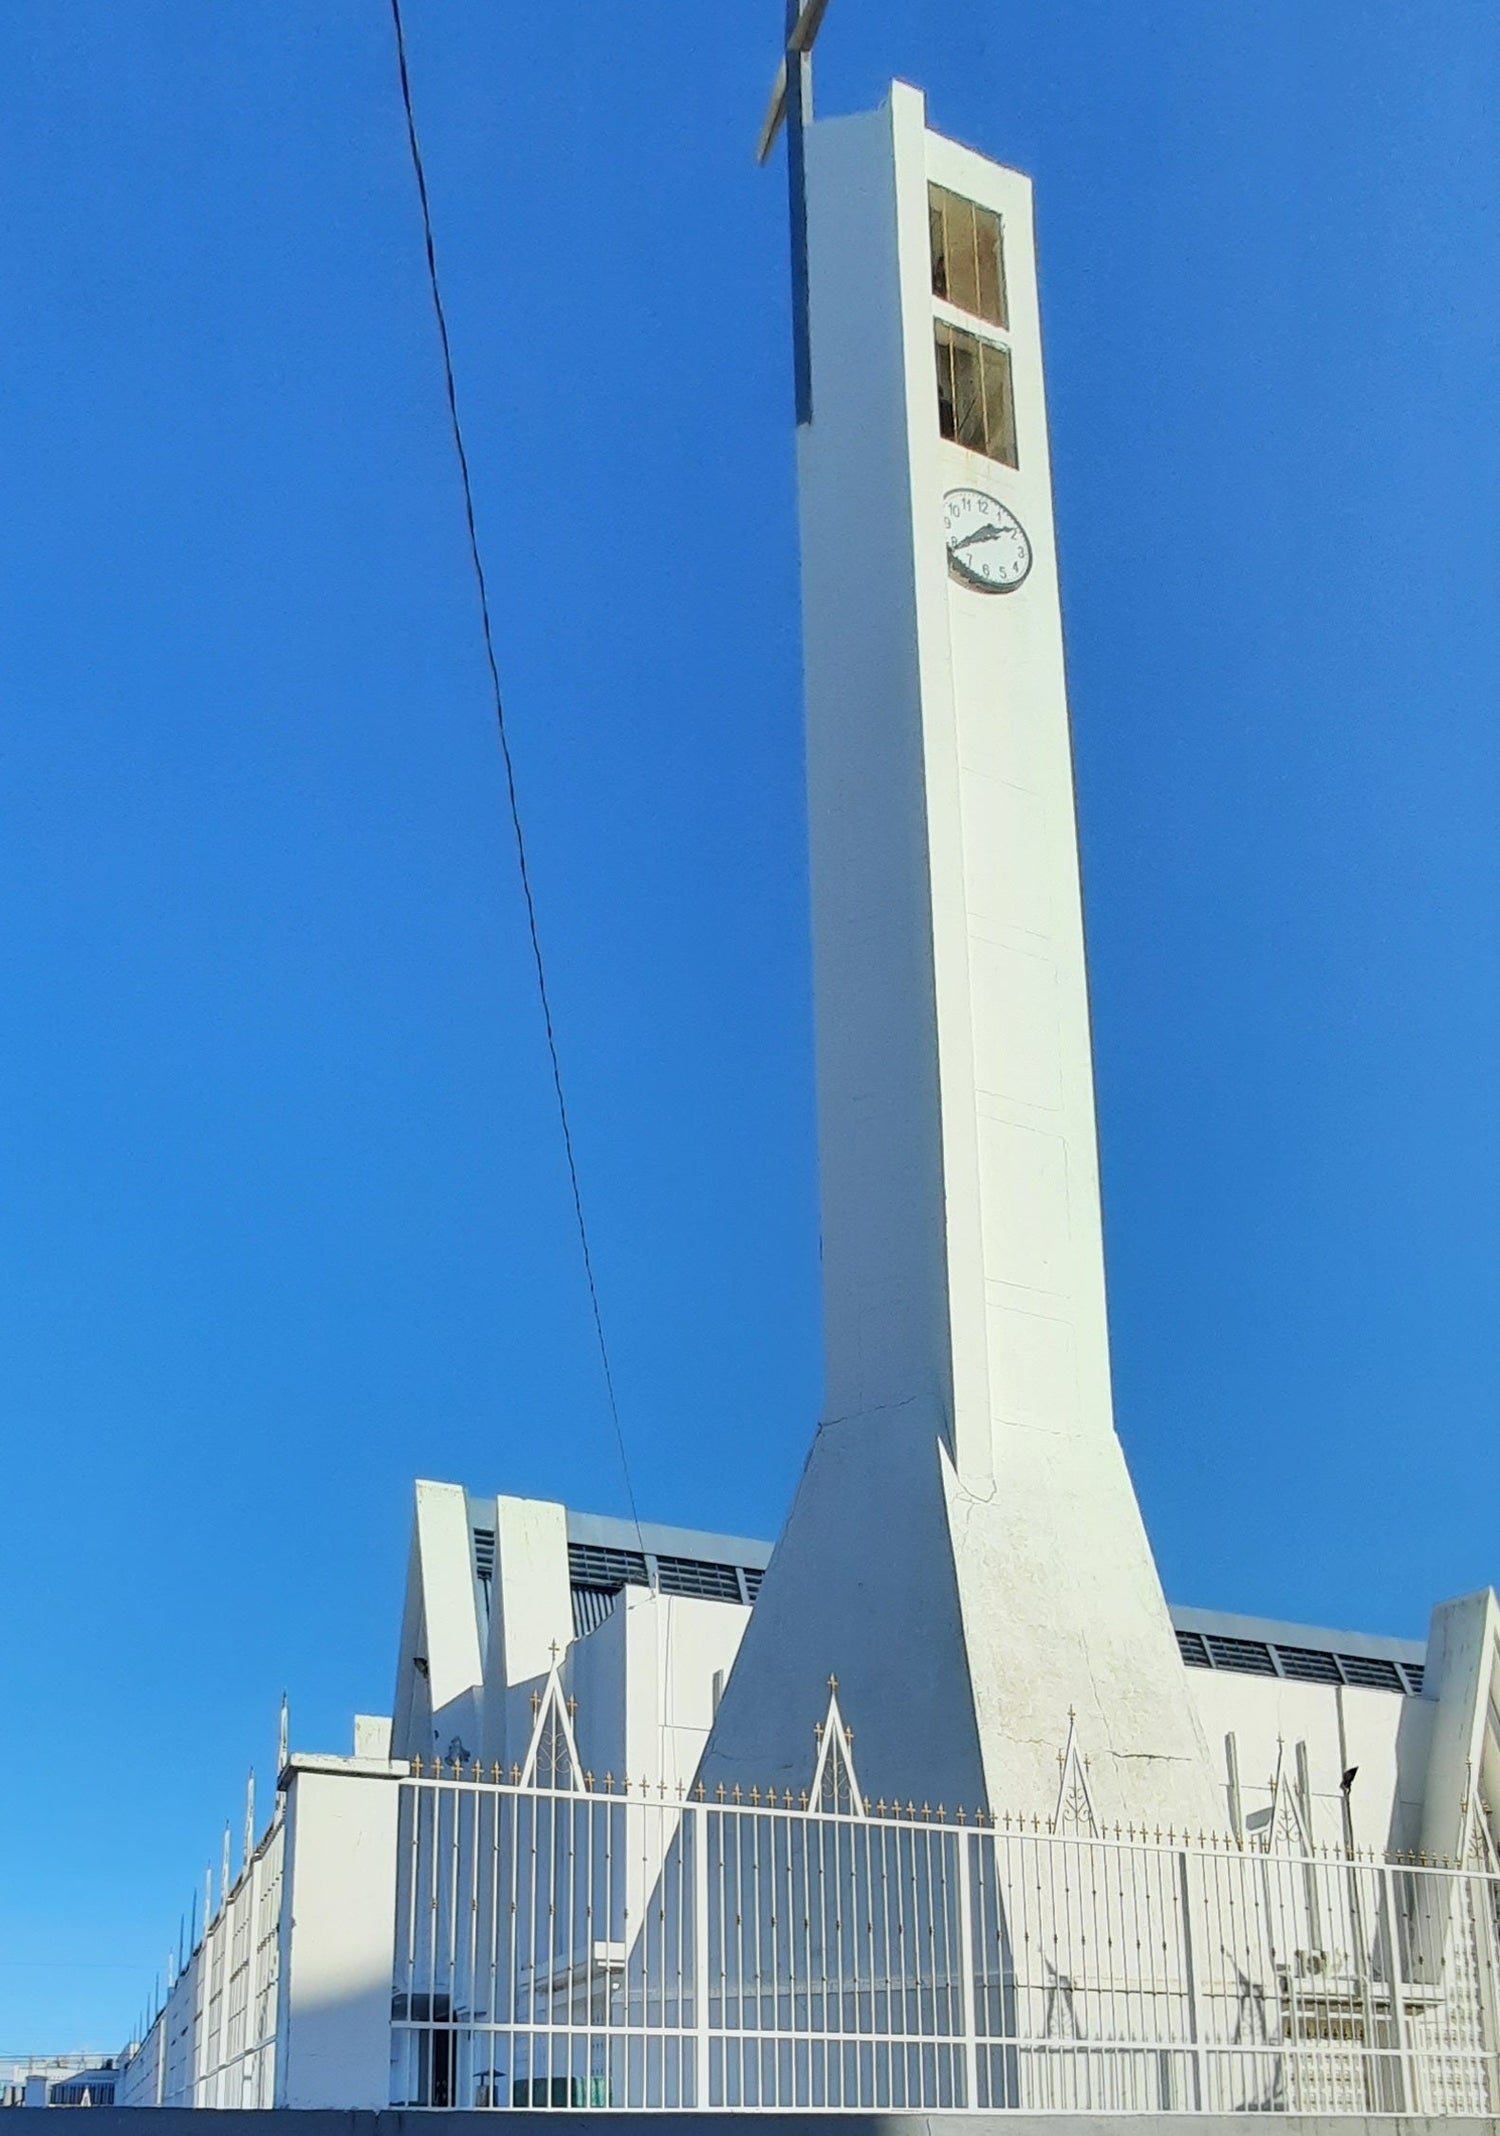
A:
929,183,1008,329
934,320,1017,467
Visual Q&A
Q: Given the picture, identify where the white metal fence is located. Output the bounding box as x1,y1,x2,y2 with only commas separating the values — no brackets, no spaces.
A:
391,1768,1500,2115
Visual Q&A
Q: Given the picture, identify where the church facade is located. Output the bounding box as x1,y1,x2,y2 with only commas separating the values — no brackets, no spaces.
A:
118,1475,1500,2114
117,81,1500,2118
392,1477,1469,1871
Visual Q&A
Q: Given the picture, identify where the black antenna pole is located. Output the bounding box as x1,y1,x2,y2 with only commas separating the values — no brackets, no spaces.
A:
784,0,814,426
758,1,833,427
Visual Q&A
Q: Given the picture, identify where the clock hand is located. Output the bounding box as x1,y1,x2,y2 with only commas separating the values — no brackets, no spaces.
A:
951,522,1013,553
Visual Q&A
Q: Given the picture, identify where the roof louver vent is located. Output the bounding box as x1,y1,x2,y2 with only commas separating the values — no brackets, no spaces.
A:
656,1556,742,1603
1173,1613,1422,1692
568,1543,649,1591
1276,1646,1342,1684
472,1529,496,1582
743,1566,765,1603
1337,1653,1403,1692
1205,1635,1277,1676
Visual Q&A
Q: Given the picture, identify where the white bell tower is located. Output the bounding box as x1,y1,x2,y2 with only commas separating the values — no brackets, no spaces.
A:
703,80,1220,1831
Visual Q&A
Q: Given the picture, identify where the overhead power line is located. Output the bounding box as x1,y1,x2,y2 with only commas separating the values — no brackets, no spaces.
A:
387,0,644,1548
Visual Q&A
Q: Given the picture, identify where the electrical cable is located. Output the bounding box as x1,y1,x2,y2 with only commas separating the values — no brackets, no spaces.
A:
388,0,645,1551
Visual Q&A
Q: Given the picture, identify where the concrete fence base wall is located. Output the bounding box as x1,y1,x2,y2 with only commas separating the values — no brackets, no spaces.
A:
76,2113,1500,2136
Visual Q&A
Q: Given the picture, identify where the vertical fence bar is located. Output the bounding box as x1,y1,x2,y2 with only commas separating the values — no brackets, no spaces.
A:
1381,1860,1415,2114
1462,1859,1500,2114
955,1827,978,2109
1178,1847,1205,2111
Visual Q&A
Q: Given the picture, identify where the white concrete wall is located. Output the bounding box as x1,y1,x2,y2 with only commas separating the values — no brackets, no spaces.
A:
559,1586,749,1794
118,1813,285,2110
117,2014,165,2108
392,1481,486,1763
1420,1588,1500,1862
1183,1668,1431,1852
276,1766,400,2111
481,1494,573,1768
419,1482,485,1762
390,1526,431,1761
390,1483,758,1812
624,1589,749,1793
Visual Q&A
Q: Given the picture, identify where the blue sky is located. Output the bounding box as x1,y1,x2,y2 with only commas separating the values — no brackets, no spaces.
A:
2,0,1497,2051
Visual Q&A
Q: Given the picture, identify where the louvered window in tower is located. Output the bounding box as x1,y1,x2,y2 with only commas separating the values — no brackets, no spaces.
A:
929,183,1007,328
934,322,1017,468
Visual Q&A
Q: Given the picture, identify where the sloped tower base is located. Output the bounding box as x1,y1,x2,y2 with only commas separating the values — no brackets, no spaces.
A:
701,1407,1218,1830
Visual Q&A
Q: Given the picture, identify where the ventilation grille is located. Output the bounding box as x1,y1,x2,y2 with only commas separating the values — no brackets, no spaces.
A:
1277,1645,1342,1685
568,1543,649,1592
472,1529,496,1582
568,1540,762,1613
1206,1635,1277,1676
1338,1653,1403,1693
1176,1622,1423,1694
571,1584,618,1640
656,1556,743,1602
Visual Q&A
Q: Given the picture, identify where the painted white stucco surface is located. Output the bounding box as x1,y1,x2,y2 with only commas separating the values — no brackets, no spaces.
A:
276,1769,400,2110
1183,1668,1433,1852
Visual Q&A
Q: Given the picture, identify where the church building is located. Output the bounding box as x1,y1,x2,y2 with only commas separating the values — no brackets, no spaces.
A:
391,1476,1477,1869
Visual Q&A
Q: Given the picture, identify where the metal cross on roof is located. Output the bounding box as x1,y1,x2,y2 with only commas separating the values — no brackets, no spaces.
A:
756,0,834,426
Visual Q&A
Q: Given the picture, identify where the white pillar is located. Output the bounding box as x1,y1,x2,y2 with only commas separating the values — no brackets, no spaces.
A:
276,1763,401,2110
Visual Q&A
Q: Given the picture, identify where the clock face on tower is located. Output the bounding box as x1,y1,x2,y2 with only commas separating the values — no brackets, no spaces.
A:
943,487,1032,593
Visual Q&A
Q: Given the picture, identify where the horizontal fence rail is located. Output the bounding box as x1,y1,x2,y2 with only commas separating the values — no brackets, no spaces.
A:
392,1770,1500,2114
